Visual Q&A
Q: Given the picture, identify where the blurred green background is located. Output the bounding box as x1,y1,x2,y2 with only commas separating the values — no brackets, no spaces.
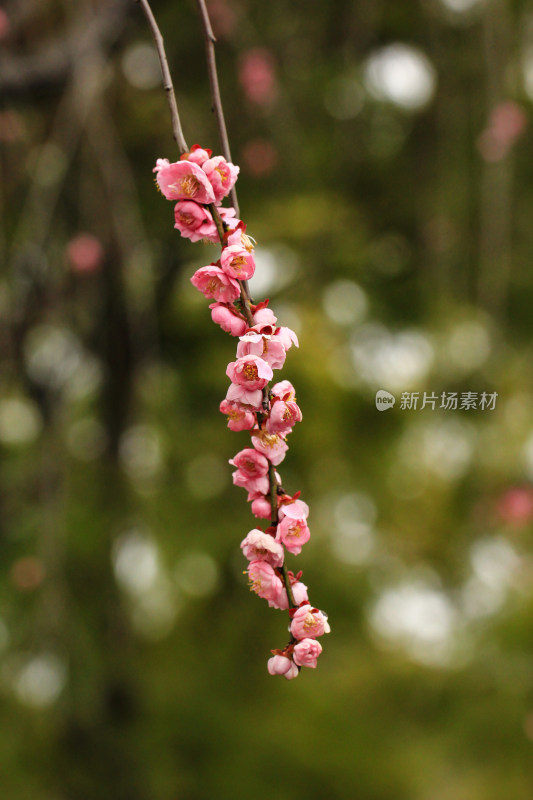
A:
3,0,533,797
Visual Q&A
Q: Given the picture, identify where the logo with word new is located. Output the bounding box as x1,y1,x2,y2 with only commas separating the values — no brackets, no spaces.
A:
375,390,396,411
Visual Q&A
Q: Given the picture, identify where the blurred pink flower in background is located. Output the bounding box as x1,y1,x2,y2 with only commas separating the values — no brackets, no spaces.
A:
239,48,278,106
0,9,10,41
242,139,279,177
66,233,104,274
477,101,527,162
497,485,533,526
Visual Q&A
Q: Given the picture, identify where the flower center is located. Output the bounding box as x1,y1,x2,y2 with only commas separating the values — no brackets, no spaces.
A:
230,256,247,272
258,431,279,448
179,175,200,197
215,165,228,182
303,612,316,630
243,363,258,381
206,278,220,294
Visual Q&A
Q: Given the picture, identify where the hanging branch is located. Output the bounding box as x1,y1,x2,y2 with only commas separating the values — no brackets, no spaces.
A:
195,0,240,217
135,0,189,155
136,0,330,679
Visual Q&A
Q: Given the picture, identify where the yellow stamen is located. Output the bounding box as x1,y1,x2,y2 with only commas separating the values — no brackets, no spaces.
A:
243,363,258,381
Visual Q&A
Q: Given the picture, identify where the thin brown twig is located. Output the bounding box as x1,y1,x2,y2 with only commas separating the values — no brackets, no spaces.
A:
135,0,189,155
195,0,240,216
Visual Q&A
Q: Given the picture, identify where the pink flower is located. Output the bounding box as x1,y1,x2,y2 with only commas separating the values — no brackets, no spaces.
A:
225,382,263,409
290,605,330,640
282,661,299,679
266,399,302,434
184,144,212,165
219,400,256,432
279,498,309,521
497,486,533,526
227,223,255,252
253,306,278,326
239,48,278,106
251,431,288,466
293,638,322,668
190,266,240,302
67,233,104,274
176,204,238,244
155,159,216,204
220,244,256,280
276,326,299,351
267,655,299,679
219,207,241,232
277,578,309,610
209,303,247,336
226,354,273,391
247,559,283,607
233,471,270,495
237,331,286,370
275,515,310,555
174,200,216,242
271,379,296,401
249,493,272,519
153,157,170,172
240,529,284,567
267,655,294,676
202,155,240,203
229,448,269,479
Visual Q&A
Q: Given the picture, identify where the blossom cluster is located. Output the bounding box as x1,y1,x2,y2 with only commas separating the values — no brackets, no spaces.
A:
154,145,329,678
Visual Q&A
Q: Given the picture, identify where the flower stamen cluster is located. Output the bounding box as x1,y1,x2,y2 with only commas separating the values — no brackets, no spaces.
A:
154,145,329,679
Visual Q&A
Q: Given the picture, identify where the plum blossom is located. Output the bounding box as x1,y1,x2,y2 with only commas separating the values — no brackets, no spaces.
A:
247,560,284,607
251,431,288,466
184,144,212,165
290,605,330,640
226,354,273,390
275,326,299,351
271,379,296,401
230,447,269,479
227,222,255,252
249,493,272,519
237,330,286,370
266,399,302,435
277,576,309,610
202,155,240,202
279,497,309,521
220,244,256,280
191,266,240,302
174,200,213,242
267,656,299,679
240,529,284,567
233,471,270,495
209,303,247,336
293,638,322,668
155,159,216,204
267,655,294,676
253,306,277,326
219,399,256,432
282,661,299,680
275,515,310,555
225,382,263,409
174,202,238,243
